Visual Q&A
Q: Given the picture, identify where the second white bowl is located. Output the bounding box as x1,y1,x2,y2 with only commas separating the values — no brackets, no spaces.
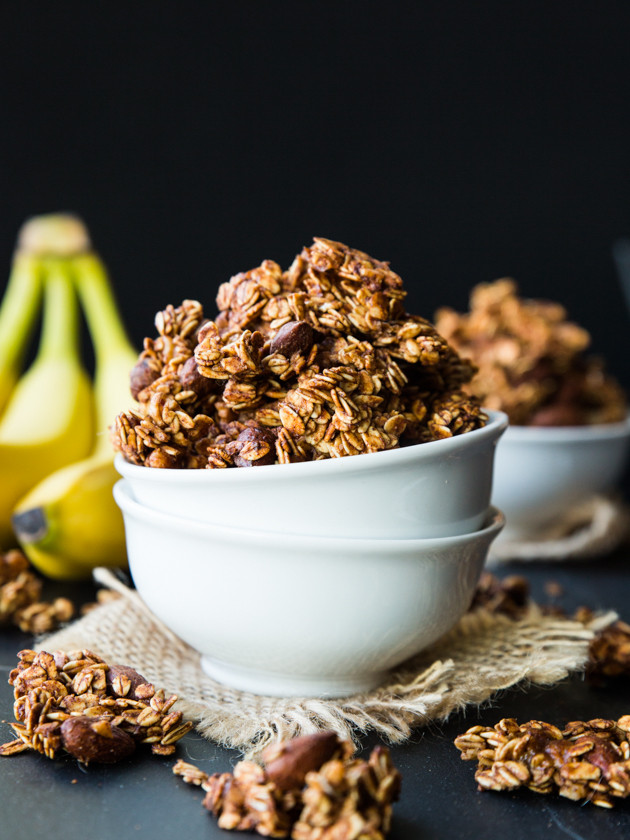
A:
114,479,504,698
492,414,630,539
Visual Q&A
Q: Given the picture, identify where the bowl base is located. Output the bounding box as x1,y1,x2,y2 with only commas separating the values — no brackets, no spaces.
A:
200,655,387,698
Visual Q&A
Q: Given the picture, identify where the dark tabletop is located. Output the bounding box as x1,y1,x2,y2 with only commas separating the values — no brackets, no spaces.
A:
1,554,629,840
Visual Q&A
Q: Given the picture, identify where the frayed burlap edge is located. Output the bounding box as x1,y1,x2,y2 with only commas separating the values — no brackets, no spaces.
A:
36,568,615,758
488,494,630,564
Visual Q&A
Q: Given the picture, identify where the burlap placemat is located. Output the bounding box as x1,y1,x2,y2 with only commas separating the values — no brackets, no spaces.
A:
35,568,611,758
488,494,630,564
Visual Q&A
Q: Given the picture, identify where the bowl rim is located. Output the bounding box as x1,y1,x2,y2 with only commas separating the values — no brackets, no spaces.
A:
114,408,508,483
113,478,505,550
500,411,630,443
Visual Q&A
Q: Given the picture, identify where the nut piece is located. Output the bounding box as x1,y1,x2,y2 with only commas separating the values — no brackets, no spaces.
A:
269,320,314,358
129,358,160,399
106,663,154,700
233,427,276,468
179,356,216,397
262,732,344,791
60,716,136,764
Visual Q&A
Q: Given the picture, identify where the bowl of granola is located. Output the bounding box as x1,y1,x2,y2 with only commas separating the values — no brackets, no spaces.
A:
113,478,504,697
113,238,506,539
435,279,630,537
114,409,506,539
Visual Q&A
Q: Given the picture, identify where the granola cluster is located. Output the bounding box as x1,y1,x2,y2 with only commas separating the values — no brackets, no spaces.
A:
469,572,630,682
174,731,401,838
0,648,192,762
435,278,627,426
468,571,530,619
578,610,630,683
0,548,74,634
113,237,486,468
454,715,630,808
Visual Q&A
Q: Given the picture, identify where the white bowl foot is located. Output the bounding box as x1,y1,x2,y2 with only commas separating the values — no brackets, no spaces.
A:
201,655,387,698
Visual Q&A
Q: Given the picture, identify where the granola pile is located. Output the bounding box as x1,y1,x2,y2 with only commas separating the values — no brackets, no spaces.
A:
454,715,630,808
112,237,486,468
174,731,401,839
435,278,627,426
0,548,74,634
0,648,192,762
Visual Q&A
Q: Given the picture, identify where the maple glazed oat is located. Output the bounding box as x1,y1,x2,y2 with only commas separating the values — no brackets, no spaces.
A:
112,238,487,468
435,278,627,426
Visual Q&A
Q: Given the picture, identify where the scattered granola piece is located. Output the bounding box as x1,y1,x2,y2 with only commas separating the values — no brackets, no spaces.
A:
469,574,630,683
454,716,630,808
435,278,627,426
112,238,486,468
0,649,193,762
468,571,530,618
584,617,630,683
0,548,75,633
174,732,401,838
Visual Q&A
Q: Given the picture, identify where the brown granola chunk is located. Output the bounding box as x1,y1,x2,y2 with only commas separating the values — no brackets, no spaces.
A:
0,648,192,762
455,715,630,808
174,732,401,838
585,618,630,682
0,548,75,634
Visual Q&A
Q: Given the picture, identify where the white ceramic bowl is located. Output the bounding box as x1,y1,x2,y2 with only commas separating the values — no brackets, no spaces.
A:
114,410,507,540
492,415,630,539
113,479,504,698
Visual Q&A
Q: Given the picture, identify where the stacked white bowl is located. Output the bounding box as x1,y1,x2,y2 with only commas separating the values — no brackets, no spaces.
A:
113,409,508,698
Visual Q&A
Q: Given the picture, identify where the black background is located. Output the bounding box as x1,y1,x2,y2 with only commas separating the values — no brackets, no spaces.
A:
2,2,630,386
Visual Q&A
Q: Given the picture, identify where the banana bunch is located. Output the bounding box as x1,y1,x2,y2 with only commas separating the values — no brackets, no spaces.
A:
0,214,138,580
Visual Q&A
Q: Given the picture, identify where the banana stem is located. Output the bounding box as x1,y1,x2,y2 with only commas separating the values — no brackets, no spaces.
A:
71,253,135,359
0,252,42,365
37,259,81,361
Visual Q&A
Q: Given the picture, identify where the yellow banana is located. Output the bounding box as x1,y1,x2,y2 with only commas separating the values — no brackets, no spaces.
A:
11,458,125,580
12,250,138,579
0,251,94,547
0,251,43,417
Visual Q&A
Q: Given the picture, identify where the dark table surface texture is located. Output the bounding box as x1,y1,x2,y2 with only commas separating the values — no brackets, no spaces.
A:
1,553,629,840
